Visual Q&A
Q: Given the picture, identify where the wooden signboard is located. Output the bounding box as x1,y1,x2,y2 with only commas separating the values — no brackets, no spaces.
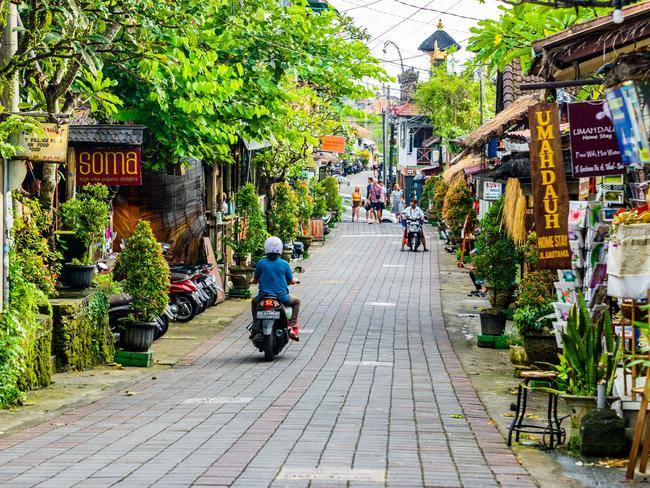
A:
24,123,69,163
528,102,571,269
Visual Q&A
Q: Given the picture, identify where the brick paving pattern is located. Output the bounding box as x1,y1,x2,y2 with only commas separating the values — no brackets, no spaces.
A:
0,223,536,487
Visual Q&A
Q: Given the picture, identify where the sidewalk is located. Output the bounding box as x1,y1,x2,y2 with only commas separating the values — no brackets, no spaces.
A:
436,234,631,487
0,299,248,438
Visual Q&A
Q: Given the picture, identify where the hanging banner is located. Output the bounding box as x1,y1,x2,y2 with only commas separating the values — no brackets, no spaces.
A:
567,101,625,177
23,123,69,163
605,82,650,165
528,102,571,269
76,146,142,186
320,135,346,153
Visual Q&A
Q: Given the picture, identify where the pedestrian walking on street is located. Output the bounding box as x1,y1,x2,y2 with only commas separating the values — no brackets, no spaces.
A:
351,185,362,222
365,176,374,224
392,183,404,219
378,181,388,224
368,178,382,224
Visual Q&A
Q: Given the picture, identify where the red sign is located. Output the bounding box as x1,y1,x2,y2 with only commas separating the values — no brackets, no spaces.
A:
567,101,625,177
320,135,346,153
76,147,142,186
528,102,571,270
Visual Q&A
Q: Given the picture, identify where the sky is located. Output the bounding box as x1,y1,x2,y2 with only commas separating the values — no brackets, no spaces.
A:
329,0,504,94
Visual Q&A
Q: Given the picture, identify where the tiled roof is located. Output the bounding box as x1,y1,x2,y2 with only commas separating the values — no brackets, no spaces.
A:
390,102,422,117
501,58,543,109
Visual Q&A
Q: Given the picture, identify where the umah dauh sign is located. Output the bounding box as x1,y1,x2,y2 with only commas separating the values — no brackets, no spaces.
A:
76,147,142,186
528,102,571,270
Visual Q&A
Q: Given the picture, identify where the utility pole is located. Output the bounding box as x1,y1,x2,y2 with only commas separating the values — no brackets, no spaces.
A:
382,85,390,183
478,67,484,125
0,3,21,309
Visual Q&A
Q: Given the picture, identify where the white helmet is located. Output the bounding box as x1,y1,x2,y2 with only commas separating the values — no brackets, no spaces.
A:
264,236,283,255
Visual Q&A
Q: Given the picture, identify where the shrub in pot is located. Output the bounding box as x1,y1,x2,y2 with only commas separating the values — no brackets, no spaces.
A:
230,184,267,284
432,178,449,221
473,197,517,334
310,179,328,219
270,182,298,251
295,180,314,251
114,220,170,352
441,179,474,244
548,294,622,452
59,184,111,289
320,176,343,222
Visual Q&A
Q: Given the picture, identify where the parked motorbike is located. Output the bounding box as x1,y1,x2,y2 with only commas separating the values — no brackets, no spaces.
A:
247,267,303,361
170,264,219,308
405,216,424,252
168,272,202,322
108,293,172,340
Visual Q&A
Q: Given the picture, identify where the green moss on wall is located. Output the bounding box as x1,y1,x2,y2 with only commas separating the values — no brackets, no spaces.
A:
16,317,53,391
51,290,114,372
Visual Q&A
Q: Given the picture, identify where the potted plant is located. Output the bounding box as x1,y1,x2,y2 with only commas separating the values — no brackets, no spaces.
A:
549,294,621,451
320,176,343,223
294,180,314,252
473,197,517,335
229,183,267,284
270,182,298,261
113,220,171,352
441,179,474,244
59,184,111,289
513,302,557,365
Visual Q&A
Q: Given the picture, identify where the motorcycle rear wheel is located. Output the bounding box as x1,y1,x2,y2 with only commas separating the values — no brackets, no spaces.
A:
173,293,197,323
154,315,169,339
263,333,274,362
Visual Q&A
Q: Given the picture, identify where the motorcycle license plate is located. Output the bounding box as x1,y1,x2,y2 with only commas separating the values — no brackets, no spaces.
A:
257,310,280,319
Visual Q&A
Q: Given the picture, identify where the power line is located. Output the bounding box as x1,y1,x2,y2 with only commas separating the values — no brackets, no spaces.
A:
367,0,436,49
336,0,471,34
391,0,482,21
341,0,384,12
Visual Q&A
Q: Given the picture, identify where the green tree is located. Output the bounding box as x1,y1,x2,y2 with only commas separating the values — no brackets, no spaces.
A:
414,64,494,142
270,182,299,245
109,0,386,167
467,4,609,75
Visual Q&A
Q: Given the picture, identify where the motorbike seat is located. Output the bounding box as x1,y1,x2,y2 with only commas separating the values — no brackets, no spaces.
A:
109,293,131,306
171,272,191,282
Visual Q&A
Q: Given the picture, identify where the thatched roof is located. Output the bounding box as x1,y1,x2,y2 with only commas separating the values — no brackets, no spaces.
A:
459,93,543,151
600,50,650,88
442,151,482,183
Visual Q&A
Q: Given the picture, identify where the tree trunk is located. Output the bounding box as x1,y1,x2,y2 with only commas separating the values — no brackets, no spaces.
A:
40,98,59,211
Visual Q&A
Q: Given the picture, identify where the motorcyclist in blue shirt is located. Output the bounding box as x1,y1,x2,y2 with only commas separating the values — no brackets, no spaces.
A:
251,236,301,341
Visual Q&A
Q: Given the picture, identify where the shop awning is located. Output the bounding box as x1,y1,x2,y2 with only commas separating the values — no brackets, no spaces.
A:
458,93,543,152
530,2,650,81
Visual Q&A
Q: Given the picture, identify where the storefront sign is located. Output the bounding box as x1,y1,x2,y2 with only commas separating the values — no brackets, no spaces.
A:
567,101,625,177
482,181,502,201
76,147,142,186
605,82,650,165
320,135,346,153
528,102,571,269
24,123,69,163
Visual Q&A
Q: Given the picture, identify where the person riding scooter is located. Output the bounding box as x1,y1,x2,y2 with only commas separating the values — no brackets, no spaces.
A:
251,236,301,341
401,197,428,252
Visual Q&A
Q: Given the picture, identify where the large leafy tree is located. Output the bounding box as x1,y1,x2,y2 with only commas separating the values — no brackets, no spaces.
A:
109,0,386,167
413,63,495,142
467,4,609,75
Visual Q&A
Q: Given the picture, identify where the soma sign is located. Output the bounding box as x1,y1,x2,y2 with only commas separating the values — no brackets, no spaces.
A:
76,147,142,186
528,102,571,270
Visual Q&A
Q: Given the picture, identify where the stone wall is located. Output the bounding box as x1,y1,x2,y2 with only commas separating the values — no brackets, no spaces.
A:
50,290,114,372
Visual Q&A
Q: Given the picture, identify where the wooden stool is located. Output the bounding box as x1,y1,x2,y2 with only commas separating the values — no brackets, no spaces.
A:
626,383,650,480
508,371,566,449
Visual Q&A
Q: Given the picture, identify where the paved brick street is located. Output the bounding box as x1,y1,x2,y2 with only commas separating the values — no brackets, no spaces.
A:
0,223,535,487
